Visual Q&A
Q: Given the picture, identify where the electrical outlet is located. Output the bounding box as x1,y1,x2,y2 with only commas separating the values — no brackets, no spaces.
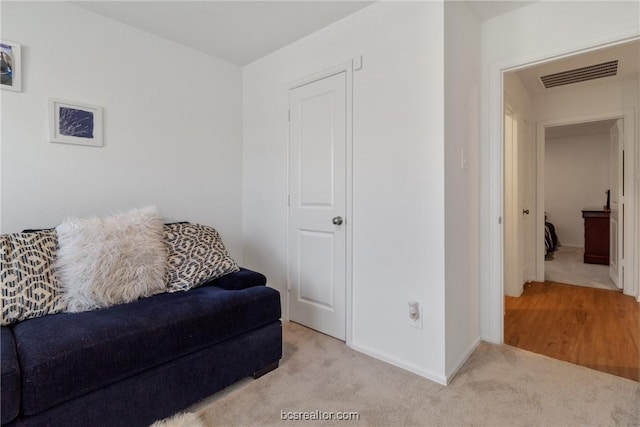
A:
408,301,423,329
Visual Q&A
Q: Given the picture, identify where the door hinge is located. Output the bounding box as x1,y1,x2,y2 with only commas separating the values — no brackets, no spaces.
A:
499,216,502,225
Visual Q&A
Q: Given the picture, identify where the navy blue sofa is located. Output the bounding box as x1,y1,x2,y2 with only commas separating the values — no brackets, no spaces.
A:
1,269,282,427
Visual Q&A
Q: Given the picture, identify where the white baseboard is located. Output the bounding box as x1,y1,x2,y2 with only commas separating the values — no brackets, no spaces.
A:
445,337,481,384
348,340,447,385
480,334,500,344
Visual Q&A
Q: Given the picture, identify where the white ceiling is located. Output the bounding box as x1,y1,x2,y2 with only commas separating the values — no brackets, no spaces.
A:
515,40,640,98
74,1,374,66
75,1,540,67
464,0,537,22
546,119,617,140
514,40,638,140
72,1,635,140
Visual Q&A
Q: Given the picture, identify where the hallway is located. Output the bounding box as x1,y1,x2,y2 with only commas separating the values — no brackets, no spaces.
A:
504,281,640,381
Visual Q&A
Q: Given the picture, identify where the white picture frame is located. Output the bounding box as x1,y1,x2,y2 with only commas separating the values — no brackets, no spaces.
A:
1,40,22,92
49,98,103,147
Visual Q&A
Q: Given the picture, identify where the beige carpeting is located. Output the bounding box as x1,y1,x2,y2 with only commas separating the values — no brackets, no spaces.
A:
154,321,639,427
545,246,619,291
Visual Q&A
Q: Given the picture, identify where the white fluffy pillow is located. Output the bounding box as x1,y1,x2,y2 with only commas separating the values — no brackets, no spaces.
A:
55,206,167,312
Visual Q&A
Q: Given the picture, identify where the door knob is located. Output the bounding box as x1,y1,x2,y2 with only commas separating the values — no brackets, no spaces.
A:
332,216,344,225
523,209,530,215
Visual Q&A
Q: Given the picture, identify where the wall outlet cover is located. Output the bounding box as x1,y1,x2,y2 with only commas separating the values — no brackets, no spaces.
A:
408,302,422,329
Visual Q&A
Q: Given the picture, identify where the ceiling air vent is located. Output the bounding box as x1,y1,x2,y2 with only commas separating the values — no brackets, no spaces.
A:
540,60,618,88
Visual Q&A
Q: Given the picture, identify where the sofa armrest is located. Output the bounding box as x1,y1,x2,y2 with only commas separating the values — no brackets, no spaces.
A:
206,268,267,291
1,327,20,425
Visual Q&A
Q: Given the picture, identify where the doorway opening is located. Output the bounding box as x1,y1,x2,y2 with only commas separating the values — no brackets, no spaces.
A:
542,119,621,292
500,40,639,380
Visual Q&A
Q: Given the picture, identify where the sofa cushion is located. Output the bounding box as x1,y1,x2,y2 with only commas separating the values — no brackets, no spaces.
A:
17,322,282,427
13,277,281,416
1,327,20,424
164,223,239,292
206,267,267,291
1,229,65,325
55,206,168,312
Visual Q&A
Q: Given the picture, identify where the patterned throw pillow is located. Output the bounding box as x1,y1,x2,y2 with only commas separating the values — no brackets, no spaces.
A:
1,230,65,325
164,223,239,292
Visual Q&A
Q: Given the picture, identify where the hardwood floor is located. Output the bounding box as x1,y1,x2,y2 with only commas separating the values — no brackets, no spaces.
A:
504,281,640,382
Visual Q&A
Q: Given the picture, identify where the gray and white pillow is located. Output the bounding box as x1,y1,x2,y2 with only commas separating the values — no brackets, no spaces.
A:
164,223,239,292
1,230,65,325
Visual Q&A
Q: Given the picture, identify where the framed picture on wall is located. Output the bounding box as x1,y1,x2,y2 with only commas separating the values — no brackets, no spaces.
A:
49,98,103,147
1,40,21,92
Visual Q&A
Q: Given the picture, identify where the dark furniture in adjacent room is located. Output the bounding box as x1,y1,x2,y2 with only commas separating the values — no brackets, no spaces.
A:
582,209,610,265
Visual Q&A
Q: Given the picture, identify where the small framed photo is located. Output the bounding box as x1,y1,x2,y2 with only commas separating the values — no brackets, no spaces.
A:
49,98,103,147
1,41,21,92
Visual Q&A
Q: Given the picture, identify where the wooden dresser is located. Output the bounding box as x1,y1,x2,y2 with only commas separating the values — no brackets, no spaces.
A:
582,209,609,265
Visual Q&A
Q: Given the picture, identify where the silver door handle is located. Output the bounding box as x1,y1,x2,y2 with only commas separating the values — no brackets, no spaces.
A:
332,216,344,225
523,209,530,215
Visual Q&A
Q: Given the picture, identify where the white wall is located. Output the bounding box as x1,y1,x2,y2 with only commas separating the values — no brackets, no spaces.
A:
637,71,640,299
444,1,481,379
243,2,448,382
480,1,640,341
545,133,610,247
0,2,244,258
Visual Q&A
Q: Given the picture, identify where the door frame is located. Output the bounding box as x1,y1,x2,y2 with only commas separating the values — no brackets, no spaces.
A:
535,111,634,294
484,34,640,344
285,61,354,344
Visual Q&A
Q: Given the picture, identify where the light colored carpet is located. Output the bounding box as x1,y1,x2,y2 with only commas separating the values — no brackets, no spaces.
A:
545,246,619,291
154,321,639,427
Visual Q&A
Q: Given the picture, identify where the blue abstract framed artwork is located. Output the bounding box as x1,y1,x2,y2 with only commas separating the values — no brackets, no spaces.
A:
49,99,103,147
1,40,21,92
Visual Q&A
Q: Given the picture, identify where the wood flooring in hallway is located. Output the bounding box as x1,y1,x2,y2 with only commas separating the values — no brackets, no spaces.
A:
504,281,640,382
